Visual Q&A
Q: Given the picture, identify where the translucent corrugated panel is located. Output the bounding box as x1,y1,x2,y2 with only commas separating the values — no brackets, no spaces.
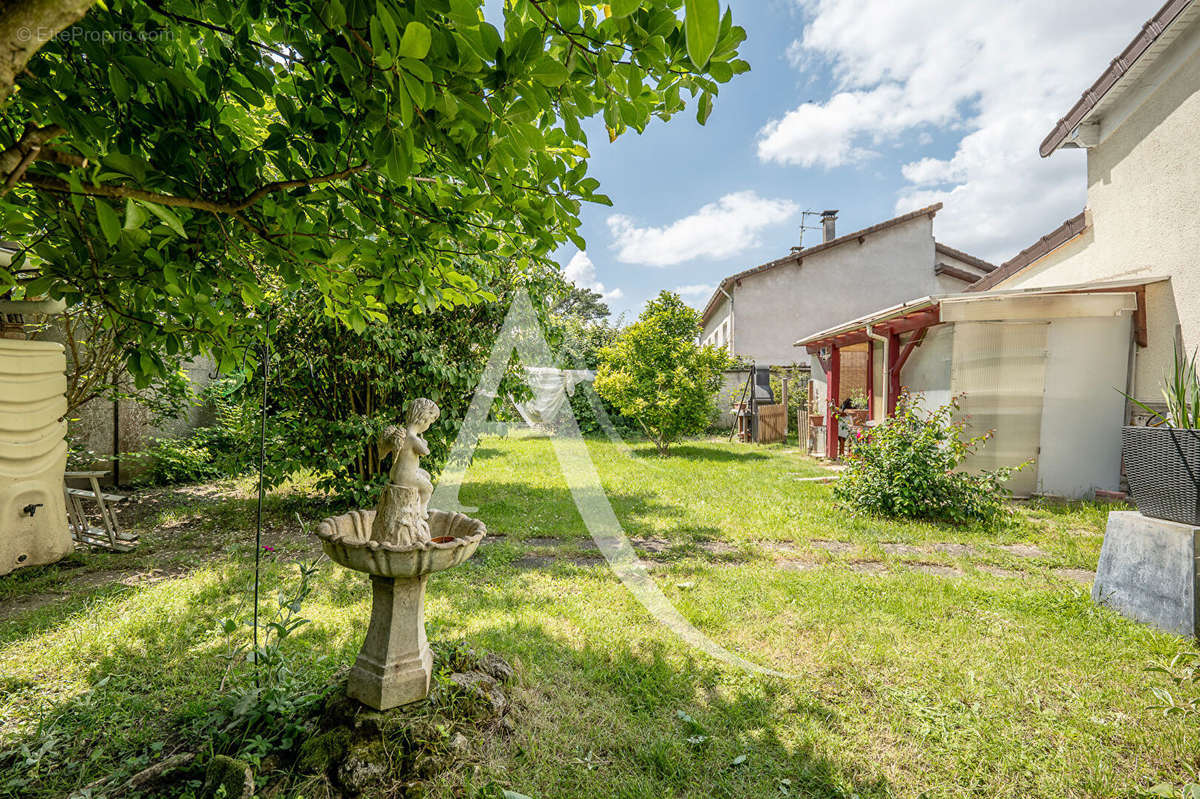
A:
950,322,1048,497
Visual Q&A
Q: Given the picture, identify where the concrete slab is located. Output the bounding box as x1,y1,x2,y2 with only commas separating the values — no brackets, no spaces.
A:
1093,511,1200,637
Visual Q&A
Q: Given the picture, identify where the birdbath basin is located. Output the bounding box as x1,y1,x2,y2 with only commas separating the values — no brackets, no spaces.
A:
315,508,485,709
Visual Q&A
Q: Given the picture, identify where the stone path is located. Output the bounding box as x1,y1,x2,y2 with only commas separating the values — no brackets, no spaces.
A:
493,535,1095,585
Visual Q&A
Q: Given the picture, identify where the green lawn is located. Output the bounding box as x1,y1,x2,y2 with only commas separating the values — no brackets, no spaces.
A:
2,434,1198,798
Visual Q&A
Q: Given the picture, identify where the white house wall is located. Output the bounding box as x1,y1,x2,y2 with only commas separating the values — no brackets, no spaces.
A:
995,18,1200,404
700,294,731,353
1037,314,1133,498
742,215,944,367
899,324,954,414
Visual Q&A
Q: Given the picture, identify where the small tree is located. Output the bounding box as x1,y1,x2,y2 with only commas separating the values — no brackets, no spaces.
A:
594,291,730,455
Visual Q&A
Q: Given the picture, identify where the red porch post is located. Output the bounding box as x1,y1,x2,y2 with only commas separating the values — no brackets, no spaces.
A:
825,346,840,459
866,340,875,420
887,332,901,416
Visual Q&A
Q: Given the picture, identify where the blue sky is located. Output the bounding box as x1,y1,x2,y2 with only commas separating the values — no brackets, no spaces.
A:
549,0,1156,319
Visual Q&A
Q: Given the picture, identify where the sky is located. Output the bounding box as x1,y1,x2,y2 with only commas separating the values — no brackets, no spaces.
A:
551,0,1158,320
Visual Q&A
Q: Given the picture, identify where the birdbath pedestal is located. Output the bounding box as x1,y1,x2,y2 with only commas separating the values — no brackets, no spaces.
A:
351,573,433,708
315,507,486,710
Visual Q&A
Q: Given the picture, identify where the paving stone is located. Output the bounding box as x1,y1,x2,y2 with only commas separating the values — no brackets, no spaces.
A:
880,542,924,556
931,542,976,556
777,559,820,572
910,563,966,578
811,539,855,554
512,554,601,568
631,537,673,553
1054,568,1095,584
848,560,888,575
976,565,1024,579
997,543,1048,558
698,540,739,555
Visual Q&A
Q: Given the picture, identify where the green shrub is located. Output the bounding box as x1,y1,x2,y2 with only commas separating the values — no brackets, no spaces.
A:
125,377,259,486
132,435,223,485
833,392,1020,525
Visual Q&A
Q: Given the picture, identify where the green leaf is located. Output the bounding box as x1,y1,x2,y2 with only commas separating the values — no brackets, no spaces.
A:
530,56,570,87
108,64,130,102
684,0,720,68
123,198,147,230
610,0,640,18
95,199,122,245
397,21,432,60
140,201,186,237
696,92,713,124
323,0,347,28
557,0,580,26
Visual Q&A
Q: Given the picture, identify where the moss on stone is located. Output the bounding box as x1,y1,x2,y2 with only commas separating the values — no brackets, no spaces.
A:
296,726,351,774
201,754,252,799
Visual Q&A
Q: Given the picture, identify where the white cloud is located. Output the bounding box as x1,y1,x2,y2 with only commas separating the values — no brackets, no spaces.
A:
675,283,716,309
607,191,799,267
562,251,622,301
760,0,1152,261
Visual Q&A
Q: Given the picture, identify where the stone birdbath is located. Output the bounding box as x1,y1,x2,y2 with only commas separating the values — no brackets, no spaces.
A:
314,399,485,710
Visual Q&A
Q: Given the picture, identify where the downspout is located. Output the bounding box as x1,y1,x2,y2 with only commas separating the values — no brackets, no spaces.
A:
717,284,734,357
865,323,888,420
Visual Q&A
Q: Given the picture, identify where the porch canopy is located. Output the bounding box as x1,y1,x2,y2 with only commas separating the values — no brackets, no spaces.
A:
793,277,1159,465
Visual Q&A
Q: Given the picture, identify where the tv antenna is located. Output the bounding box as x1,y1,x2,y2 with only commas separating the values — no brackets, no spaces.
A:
793,210,825,251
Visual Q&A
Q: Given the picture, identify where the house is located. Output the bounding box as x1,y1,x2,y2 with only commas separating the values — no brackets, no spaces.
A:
796,285,1143,497
698,205,994,420
795,0,1200,499
700,205,994,365
969,0,1200,418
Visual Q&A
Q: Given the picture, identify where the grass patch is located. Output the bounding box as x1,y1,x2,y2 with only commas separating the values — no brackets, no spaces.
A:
1,434,1196,797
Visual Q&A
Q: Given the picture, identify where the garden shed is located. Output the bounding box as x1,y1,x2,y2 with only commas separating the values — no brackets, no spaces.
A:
796,280,1156,498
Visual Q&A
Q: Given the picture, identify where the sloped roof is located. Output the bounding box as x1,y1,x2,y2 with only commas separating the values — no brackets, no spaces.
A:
968,212,1088,292
700,203,944,325
934,242,996,273
935,262,985,284
1041,0,1196,156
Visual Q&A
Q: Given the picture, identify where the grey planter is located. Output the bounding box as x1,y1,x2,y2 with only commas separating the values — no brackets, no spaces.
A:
1122,426,1200,526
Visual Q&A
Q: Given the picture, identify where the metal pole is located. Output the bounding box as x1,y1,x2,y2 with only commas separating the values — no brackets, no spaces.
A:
253,317,270,683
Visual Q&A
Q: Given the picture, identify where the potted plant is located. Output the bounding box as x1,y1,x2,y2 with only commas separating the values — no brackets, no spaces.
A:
1123,344,1200,525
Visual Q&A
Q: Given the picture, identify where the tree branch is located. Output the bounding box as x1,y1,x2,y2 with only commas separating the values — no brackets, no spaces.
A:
17,162,369,213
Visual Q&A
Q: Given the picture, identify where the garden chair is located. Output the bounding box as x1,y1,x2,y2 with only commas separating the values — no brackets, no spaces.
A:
64,471,137,552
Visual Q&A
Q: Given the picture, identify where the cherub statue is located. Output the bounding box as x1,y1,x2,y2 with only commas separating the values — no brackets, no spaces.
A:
370,398,440,547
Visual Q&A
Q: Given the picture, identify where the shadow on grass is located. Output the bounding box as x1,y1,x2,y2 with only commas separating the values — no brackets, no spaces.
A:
629,443,771,463
2,564,892,799
461,478,723,544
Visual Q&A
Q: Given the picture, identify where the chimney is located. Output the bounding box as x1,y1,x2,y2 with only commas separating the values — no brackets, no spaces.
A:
821,210,838,243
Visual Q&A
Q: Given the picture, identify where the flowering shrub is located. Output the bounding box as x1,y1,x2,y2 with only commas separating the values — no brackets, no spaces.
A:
833,392,1021,525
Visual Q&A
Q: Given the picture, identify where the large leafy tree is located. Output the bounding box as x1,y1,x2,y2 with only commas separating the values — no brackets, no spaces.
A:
254,262,563,504
594,289,729,454
0,0,746,383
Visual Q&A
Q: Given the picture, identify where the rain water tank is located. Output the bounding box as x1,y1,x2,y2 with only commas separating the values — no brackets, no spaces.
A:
0,338,71,576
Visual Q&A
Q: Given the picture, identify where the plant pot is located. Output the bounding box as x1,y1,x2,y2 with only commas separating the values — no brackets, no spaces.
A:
1122,426,1200,526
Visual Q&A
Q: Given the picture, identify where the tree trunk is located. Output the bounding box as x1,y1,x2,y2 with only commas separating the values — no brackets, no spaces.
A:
0,0,96,104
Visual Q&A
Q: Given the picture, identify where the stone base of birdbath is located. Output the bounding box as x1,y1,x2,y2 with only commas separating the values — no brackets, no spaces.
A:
347,574,433,710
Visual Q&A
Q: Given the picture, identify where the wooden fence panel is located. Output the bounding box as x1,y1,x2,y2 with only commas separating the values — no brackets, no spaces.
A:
756,404,787,444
